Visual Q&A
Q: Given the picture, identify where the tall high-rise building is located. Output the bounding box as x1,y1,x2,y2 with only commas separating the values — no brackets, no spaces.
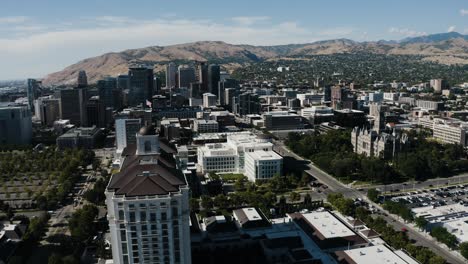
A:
115,118,143,153
98,77,117,108
369,103,389,133
117,75,130,90
59,88,88,126
218,78,239,105
128,66,154,107
203,93,217,108
197,62,208,92
224,88,238,111
233,92,260,116
177,66,196,89
27,79,41,111
166,63,177,89
106,127,191,264
86,96,106,128
0,104,32,145
154,76,162,95
430,79,448,93
77,70,88,87
34,96,60,126
208,64,220,95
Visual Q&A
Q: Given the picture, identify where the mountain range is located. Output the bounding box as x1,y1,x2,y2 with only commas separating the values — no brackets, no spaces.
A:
42,32,468,85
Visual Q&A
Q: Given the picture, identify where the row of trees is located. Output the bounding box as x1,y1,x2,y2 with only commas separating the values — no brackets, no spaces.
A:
382,201,413,222
327,193,447,264
286,129,468,184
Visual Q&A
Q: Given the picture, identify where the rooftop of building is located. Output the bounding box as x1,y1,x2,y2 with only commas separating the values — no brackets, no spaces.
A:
233,207,270,228
299,211,355,239
59,126,100,138
194,119,218,124
107,145,186,197
245,150,282,161
335,245,419,264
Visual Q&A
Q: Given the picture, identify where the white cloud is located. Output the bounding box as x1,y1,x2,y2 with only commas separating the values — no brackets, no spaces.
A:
460,9,468,16
388,27,427,37
231,16,271,25
447,25,456,32
0,16,29,24
0,16,360,79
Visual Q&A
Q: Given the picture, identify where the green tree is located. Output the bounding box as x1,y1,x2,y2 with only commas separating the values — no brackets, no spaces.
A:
289,192,301,202
213,194,230,210
367,188,380,203
430,226,458,249
69,204,99,241
200,195,213,210
459,242,468,260
189,198,200,211
415,216,428,231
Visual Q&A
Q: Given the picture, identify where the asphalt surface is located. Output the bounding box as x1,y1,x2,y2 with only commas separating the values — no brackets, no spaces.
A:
273,139,467,264
359,174,468,193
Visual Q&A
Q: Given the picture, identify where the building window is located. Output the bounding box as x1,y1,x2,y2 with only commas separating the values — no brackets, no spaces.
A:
144,141,151,152
120,230,127,241
122,243,128,254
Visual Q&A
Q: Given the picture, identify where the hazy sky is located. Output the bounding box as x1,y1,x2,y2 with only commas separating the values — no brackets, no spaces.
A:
0,0,467,80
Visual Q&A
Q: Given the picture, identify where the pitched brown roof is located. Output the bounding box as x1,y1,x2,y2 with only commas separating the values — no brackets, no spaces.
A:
360,229,380,238
108,154,186,197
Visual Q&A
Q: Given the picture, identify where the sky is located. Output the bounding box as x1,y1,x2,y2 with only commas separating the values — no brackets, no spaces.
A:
0,0,467,80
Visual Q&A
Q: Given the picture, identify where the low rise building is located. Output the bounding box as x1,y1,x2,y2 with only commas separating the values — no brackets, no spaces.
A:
262,111,303,130
433,122,468,147
290,211,368,250
351,127,408,158
56,126,102,150
193,119,219,133
416,100,444,111
244,150,283,182
197,133,276,175
335,244,419,264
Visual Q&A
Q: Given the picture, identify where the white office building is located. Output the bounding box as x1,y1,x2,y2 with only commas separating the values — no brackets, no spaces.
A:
197,133,277,175
433,122,468,147
296,93,324,106
300,106,333,118
383,92,399,102
106,127,191,264
244,150,283,182
115,118,142,153
203,93,217,108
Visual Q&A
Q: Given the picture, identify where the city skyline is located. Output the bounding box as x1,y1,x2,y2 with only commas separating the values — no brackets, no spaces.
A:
0,0,467,80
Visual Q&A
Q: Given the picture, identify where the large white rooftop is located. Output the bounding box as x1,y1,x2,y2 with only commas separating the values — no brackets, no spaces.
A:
246,150,282,161
242,207,262,221
302,211,355,239
342,245,418,264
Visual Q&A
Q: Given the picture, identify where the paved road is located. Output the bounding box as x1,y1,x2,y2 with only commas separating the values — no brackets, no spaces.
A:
273,139,466,264
359,174,468,193
374,204,465,264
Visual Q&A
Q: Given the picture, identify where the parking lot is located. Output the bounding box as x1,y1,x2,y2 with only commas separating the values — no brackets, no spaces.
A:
384,183,468,209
